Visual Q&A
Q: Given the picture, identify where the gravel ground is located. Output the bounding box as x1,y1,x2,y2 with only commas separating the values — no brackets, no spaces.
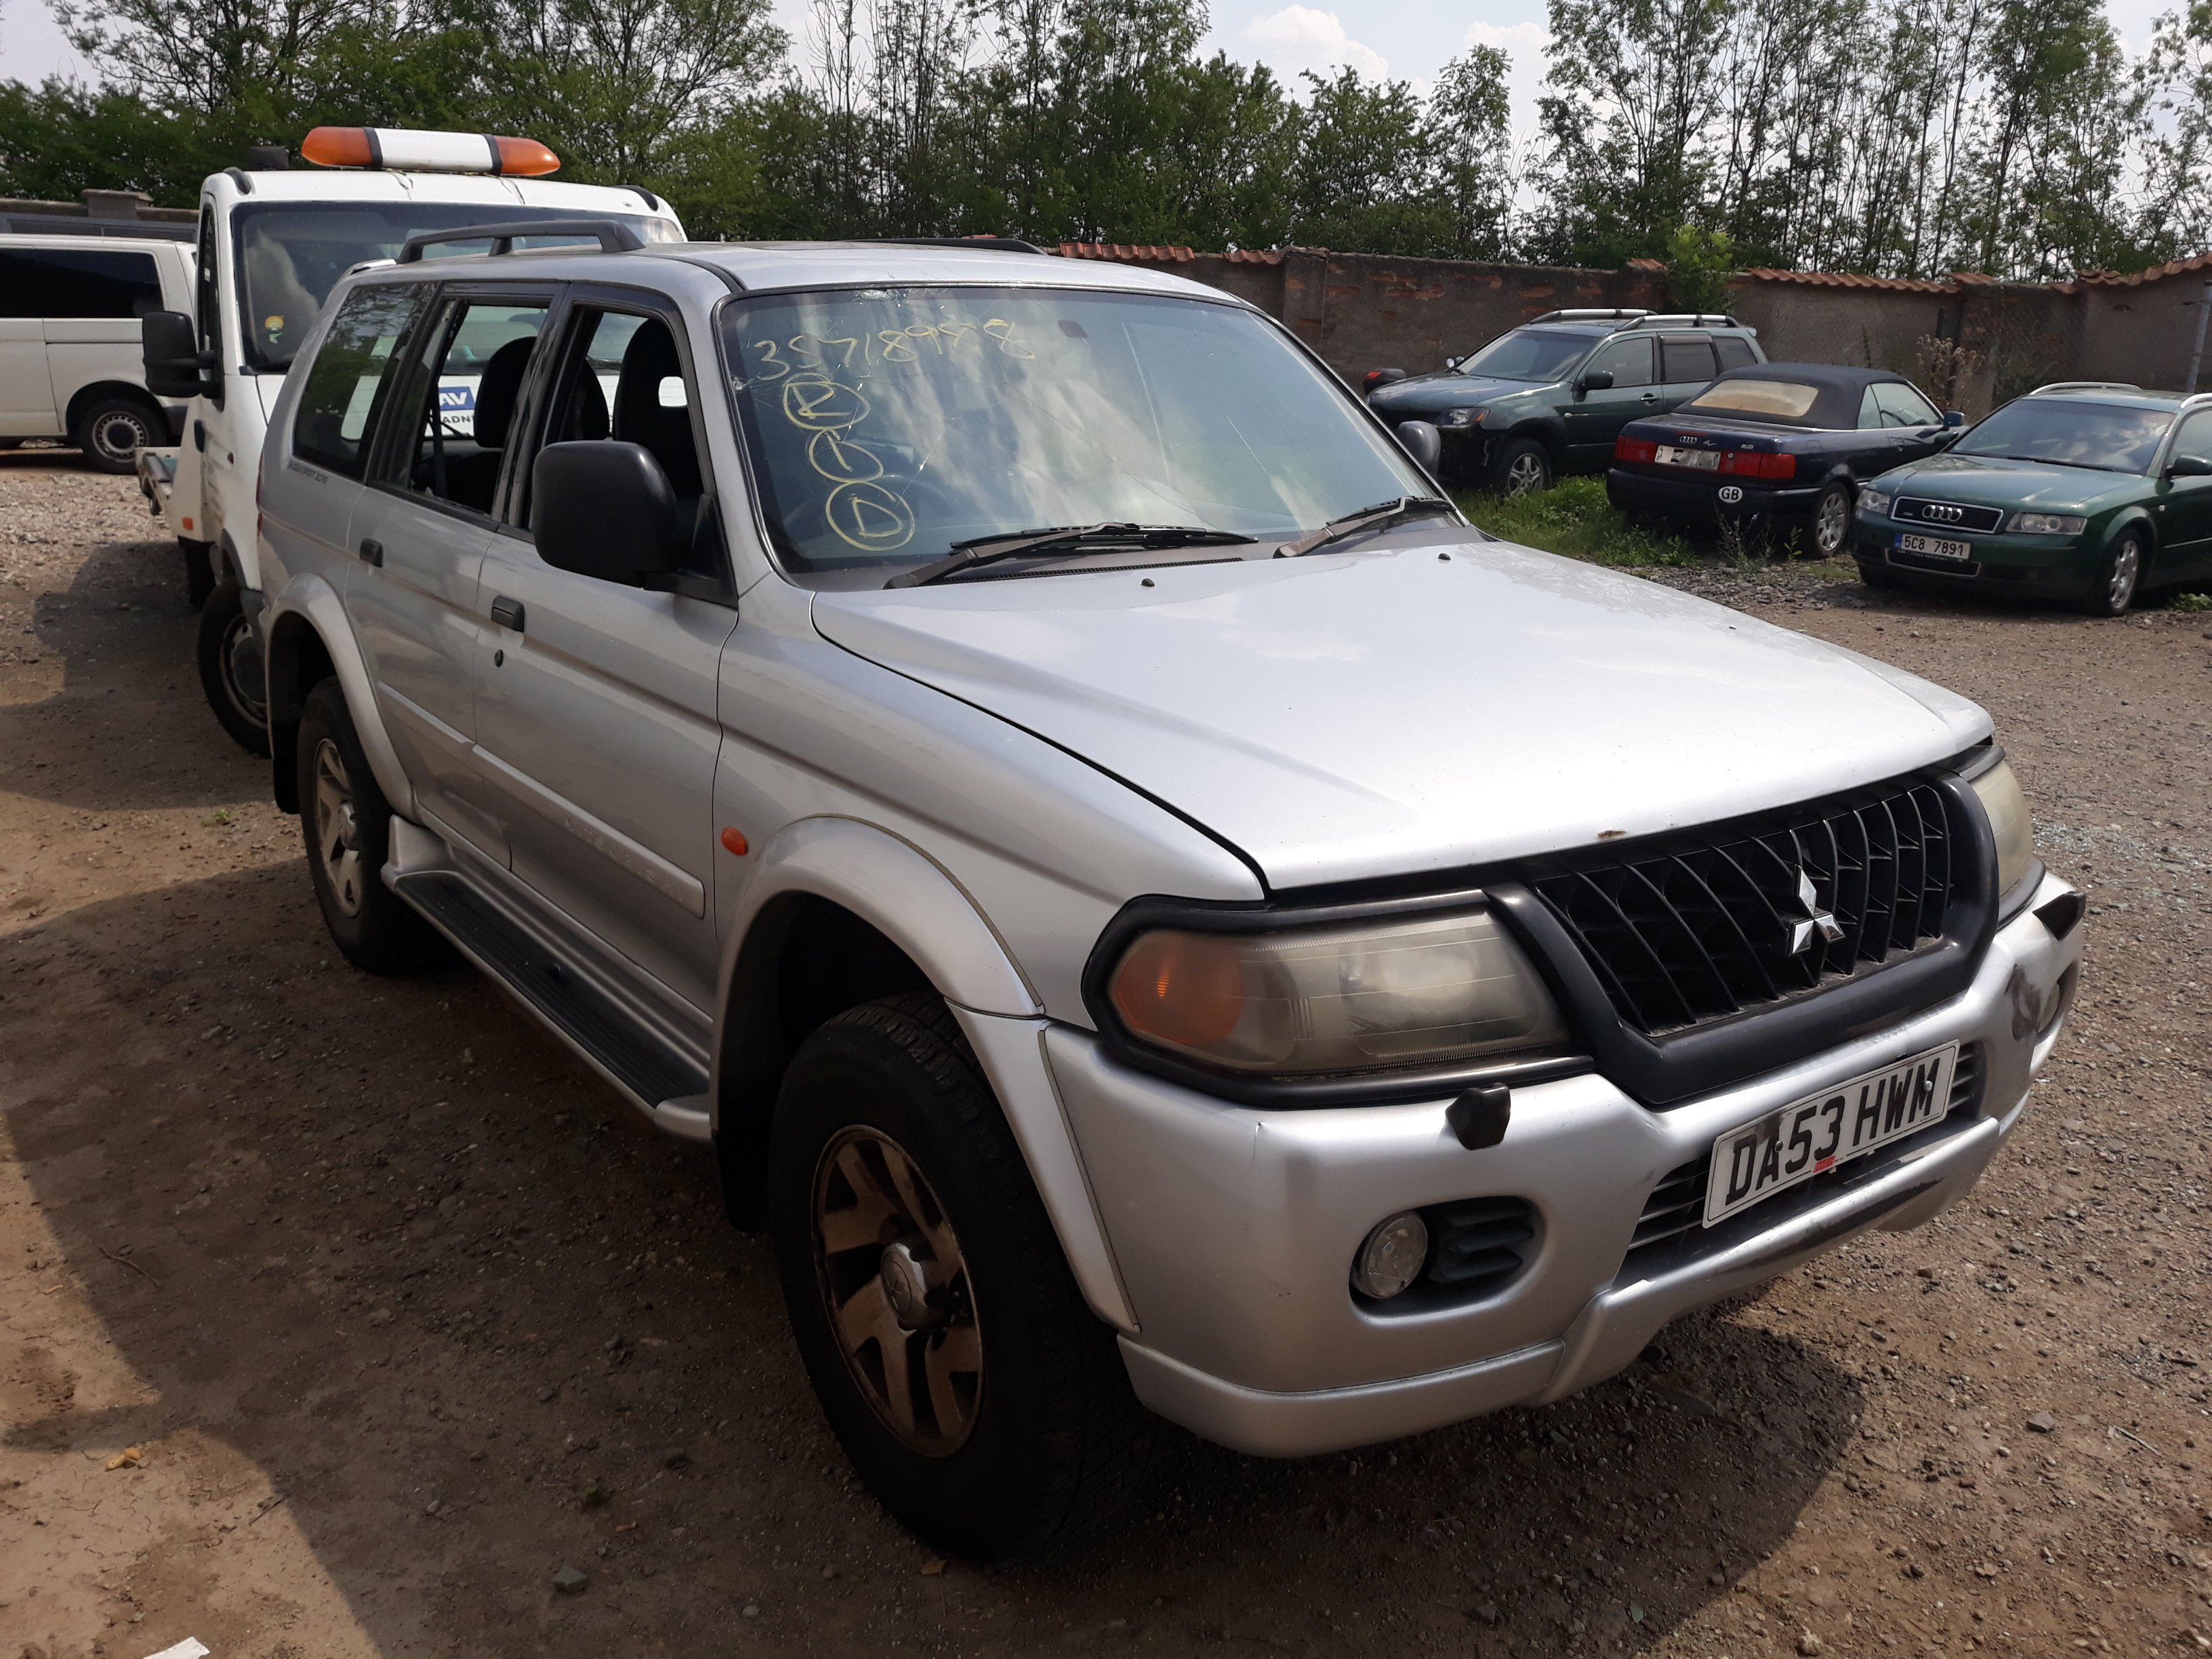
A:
4,457,2211,1659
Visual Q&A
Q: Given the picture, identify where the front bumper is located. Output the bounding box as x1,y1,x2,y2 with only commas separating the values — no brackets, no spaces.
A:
1607,466,1820,520
1045,870,2081,1456
1853,513,2100,594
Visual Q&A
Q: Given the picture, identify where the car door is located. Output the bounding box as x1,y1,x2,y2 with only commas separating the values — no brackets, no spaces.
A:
2155,410,2212,579
37,244,165,426
1652,334,1720,416
1563,334,1660,465
0,245,61,435
348,283,558,867
469,292,737,1012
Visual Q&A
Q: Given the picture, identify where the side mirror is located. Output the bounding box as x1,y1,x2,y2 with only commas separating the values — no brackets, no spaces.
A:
1577,369,1615,396
1395,419,1442,476
1944,410,1967,428
533,441,687,584
2168,454,2212,479
142,310,211,399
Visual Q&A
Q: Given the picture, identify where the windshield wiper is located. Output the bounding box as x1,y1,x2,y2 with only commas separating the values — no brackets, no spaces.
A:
887,523,1257,588
1275,496,1457,558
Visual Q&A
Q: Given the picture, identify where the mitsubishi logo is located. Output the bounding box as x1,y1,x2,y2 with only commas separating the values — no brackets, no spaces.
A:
1790,869,1846,956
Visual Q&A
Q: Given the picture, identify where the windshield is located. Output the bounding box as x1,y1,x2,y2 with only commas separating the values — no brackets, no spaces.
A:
232,203,667,371
1952,398,2173,473
721,286,1430,575
1452,328,1600,382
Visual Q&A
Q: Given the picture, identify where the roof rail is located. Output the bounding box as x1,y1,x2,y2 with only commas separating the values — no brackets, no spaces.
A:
868,236,1048,255
1528,308,1652,324
2028,380,2144,396
1620,312,1744,329
396,218,647,264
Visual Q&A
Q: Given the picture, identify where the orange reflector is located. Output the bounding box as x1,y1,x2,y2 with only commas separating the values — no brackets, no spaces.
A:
720,827,749,857
181,516,193,531
300,126,375,168
491,135,561,176
1109,930,1246,1047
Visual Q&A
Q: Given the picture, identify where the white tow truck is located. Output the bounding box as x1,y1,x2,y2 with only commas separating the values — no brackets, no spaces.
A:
138,127,683,753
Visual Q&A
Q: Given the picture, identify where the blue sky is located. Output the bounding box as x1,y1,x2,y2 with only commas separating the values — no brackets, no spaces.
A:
0,0,2174,151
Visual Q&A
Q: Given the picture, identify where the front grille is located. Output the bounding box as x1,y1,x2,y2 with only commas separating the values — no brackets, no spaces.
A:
1527,779,1961,1038
1896,497,2005,533
1618,1042,1983,1280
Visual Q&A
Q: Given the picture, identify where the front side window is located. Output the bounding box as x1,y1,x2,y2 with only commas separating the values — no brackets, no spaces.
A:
1454,328,1601,382
1953,399,2173,473
2173,411,2212,468
0,247,161,319
1582,335,1654,388
721,287,1429,576
1872,381,1941,428
383,296,548,513
232,203,662,371
292,284,426,478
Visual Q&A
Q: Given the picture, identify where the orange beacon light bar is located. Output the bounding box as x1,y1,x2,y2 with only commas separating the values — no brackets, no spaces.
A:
301,127,560,177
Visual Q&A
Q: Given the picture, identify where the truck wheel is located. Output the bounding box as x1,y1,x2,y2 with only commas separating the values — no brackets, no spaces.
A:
73,394,163,474
1490,436,1553,497
197,581,271,756
2077,530,2143,617
771,991,1155,1557
296,679,447,972
182,537,216,609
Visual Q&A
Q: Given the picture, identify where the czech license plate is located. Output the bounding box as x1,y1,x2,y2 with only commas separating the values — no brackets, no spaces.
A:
1657,445,1719,470
1703,1043,1959,1227
1897,531,1971,560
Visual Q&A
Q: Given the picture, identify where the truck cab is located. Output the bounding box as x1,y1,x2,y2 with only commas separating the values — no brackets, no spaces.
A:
138,128,683,754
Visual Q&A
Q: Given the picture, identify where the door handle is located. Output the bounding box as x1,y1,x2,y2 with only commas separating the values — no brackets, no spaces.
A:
1640,392,1658,402
489,596,525,632
358,537,383,567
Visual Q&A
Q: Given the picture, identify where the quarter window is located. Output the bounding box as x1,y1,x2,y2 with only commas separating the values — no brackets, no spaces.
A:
1714,335,1756,371
1661,336,1718,384
0,246,163,319
1582,336,1654,388
291,285,424,478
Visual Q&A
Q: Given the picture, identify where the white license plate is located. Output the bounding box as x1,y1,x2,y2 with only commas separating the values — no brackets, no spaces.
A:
1897,531,1972,560
1703,1043,1959,1227
1657,445,1719,470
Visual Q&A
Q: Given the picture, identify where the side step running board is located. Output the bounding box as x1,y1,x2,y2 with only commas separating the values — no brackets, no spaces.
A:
393,871,710,1136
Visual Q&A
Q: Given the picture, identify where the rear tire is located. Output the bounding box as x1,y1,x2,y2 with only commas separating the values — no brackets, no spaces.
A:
73,394,162,474
2077,530,2143,617
771,992,1155,1557
1806,480,1853,559
197,581,271,755
295,679,447,973
1489,436,1553,497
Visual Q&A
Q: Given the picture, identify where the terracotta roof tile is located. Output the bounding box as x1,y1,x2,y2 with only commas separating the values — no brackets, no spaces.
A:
1738,267,1957,293
1057,242,1195,262
2068,249,2212,288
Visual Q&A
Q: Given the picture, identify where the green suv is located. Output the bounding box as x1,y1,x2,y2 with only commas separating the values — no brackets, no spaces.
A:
1363,310,1765,493
1853,384,2212,615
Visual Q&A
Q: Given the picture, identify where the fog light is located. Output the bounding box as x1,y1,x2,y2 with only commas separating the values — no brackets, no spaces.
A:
1352,1210,1429,1300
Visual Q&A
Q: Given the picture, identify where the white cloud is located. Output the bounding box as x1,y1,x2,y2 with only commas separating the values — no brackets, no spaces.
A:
1242,6,1390,83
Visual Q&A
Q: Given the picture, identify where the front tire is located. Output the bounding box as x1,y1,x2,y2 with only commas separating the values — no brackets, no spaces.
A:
1489,436,1553,497
197,581,270,755
2078,530,2143,617
181,537,216,609
1856,555,1903,590
73,394,162,474
295,679,446,972
771,993,1154,1557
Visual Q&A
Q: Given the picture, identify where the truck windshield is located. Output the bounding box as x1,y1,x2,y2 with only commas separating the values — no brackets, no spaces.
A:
1452,329,1601,382
721,286,1429,575
1952,399,2173,473
232,203,662,371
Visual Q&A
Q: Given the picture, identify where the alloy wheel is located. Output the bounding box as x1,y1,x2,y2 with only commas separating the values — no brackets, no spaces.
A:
1816,488,1850,556
812,1127,983,1454
2106,538,2140,612
312,738,365,917
1503,450,1549,496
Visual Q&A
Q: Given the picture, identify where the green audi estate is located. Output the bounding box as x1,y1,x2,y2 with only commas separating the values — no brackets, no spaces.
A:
1852,384,2212,615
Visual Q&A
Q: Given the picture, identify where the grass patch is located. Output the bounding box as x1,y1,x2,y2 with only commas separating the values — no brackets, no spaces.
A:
2169,590,2212,613
1453,476,1700,568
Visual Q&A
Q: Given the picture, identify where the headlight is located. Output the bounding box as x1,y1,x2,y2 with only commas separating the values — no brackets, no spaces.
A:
1436,407,1486,428
1105,909,1567,1077
1858,487,1891,516
2009,512,2087,536
1968,758,2036,902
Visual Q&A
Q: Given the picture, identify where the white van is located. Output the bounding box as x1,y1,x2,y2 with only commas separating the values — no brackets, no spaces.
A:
0,232,195,470
138,128,683,754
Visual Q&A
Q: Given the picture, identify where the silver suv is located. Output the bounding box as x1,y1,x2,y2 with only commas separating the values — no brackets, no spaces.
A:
256,231,2085,1556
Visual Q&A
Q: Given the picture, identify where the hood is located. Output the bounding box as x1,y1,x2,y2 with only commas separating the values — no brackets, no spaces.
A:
811,531,1990,892
1875,451,2141,512
1368,373,1540,415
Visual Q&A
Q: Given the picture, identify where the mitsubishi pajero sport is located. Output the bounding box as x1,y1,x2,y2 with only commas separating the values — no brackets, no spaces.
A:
253,231,2086,1557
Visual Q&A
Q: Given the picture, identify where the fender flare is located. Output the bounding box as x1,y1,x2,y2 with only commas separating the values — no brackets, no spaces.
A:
263,574,415,817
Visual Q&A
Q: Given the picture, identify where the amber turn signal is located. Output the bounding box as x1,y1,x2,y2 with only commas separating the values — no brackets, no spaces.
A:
720,827,749,857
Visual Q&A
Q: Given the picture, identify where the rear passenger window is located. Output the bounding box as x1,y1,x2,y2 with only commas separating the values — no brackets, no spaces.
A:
1713,335,1755,371
292,285,424,478
387,297,549,514
1662,337,1718,384
0,246,163,319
